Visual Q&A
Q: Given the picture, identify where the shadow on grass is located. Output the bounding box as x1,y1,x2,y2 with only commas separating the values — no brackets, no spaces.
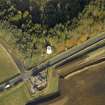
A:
26,91,60,105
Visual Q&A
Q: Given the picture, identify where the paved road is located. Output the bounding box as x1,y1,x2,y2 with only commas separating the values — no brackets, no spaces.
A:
48,32,105,66
1,33,105,92
31,34,105,75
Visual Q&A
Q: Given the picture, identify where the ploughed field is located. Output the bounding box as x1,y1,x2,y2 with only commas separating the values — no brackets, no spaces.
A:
0,44,20,83
48,61,105,105
40,47,105,105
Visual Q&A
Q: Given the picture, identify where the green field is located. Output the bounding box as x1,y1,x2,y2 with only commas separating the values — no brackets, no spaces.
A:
0,83,31,105
0,44,20,83
44,69,59,94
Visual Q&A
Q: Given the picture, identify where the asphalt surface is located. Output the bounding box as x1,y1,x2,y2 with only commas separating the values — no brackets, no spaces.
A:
32,33,105,75
1,33,105,94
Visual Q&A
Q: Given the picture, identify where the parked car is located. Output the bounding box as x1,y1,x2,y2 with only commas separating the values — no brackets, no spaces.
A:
4,83,11,89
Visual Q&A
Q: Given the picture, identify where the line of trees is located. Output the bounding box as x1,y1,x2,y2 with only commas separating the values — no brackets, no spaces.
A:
0,0,90,67
0,0,90,26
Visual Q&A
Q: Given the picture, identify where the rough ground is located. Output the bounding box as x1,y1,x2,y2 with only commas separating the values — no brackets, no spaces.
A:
40,61,105,105
38,48,105,105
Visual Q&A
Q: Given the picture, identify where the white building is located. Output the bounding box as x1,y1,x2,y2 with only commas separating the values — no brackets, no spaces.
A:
46,46,52,54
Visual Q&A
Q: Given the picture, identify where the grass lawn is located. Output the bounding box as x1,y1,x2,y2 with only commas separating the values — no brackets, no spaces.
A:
44,69,59,94
0,44,20,83
0,83,31,105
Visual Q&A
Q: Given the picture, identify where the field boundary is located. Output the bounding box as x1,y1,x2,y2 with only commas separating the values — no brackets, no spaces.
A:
65,58,105,79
